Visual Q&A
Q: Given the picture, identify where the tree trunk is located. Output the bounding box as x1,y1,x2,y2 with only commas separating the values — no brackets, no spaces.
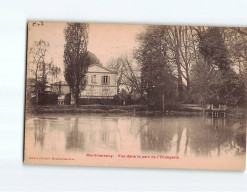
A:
175,49,183,101
174,27,183,101
186,68,191,92
75,81,80,105
35,76,39,106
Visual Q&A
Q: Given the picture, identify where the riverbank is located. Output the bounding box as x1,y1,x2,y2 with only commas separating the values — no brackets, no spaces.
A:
25,104,246,119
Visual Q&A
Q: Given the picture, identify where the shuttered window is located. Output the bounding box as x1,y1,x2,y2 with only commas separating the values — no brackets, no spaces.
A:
102,76,110,85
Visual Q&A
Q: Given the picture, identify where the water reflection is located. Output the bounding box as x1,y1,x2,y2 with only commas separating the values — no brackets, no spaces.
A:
26,115,246,158
33,119,45,149
66,118,85,150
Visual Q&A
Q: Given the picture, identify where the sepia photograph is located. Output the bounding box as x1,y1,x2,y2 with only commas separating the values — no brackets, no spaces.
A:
24,21,246,170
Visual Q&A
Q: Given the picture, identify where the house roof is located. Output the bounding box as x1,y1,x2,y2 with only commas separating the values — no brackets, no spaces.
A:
89,64,117,74
51,64,117,86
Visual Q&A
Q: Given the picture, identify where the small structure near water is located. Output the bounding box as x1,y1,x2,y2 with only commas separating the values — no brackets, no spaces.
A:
204,104,228,117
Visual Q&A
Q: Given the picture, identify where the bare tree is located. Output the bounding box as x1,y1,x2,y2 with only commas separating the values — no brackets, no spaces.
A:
29,40,49,105
164,26,197,95
107,55,142,98
49,60,61,84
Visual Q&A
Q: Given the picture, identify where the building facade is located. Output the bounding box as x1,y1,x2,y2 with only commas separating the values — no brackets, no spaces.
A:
81,64,118,99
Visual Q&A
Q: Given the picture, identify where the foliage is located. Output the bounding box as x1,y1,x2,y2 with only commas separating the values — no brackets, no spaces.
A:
135,25,177,106
195,27,246,106
64,23,90,105
198,27,231,71
49,60,61,84
87,52,102,65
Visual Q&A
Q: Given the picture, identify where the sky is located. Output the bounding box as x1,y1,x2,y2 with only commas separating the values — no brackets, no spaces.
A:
27,21,144,80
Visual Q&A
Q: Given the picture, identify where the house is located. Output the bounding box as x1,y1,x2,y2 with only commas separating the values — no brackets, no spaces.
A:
80,64,118,99
51,64,118,104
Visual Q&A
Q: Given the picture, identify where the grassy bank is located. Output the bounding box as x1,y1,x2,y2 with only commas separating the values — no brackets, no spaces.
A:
25,104,245,119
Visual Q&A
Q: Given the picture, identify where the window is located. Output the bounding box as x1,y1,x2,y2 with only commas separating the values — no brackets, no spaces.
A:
91,75,96,84
102,76,110,85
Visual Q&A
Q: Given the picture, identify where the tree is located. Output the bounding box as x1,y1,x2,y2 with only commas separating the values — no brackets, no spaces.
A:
29,40,49,105
135,25,176,106
227,28,247,88
64,23,90,105
40,61,50,94
49,60,61,84
193,27,245,106
87,51,102,65
165,26,184,100
107,57,125,94
107,55,141,97
163,26,201,98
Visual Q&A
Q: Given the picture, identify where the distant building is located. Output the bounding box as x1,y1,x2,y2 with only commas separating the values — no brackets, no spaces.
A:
51,81,70,95
50,81,70,105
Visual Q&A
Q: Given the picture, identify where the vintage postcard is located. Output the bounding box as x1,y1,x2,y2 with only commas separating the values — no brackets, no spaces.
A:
24,21,246,170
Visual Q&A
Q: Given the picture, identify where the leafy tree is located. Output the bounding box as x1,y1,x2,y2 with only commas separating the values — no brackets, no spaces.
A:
194,27,245,106
64,23,90,105
135,25,176,107
87,51,101,65
197,27,231,72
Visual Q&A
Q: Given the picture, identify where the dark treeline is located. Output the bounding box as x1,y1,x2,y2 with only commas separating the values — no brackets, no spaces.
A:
131,25,247,108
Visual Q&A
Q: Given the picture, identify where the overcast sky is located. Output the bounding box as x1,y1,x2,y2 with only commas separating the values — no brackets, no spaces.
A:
27,22,144,80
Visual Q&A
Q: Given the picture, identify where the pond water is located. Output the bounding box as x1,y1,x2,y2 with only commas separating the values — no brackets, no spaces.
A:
25,114,246,170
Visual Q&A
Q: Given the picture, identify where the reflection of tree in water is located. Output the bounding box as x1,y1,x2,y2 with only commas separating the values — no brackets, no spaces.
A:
66,118,85,151
34,119,45,149
232,120,246,154
189,118,246,157
235,134,246,154
139,117,246,156
176,125,183,155
184,128,190,156
140,118,176,153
